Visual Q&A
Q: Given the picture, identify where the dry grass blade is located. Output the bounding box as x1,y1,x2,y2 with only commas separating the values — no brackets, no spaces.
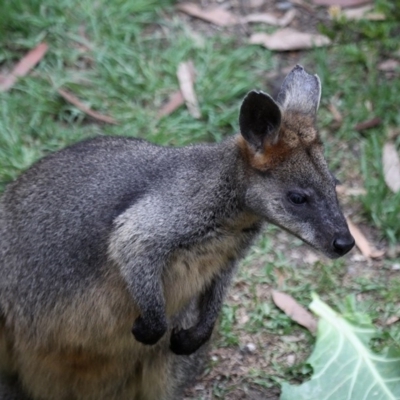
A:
177,3,238,26
177,61,201,119
158,90,185,118
57,89,117,125
383,142,400,193
0,43,48,92
313,0,372,7
249,28,330,51
346,217,385,259
272,290,317,334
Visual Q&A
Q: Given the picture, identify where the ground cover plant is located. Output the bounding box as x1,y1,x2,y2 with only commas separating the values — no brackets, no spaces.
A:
1,0,399,398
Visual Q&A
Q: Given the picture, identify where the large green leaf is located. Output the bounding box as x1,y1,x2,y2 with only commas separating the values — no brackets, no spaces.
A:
281,295,400,400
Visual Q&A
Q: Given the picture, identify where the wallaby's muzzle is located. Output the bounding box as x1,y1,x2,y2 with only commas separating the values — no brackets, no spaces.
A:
332,234,355,256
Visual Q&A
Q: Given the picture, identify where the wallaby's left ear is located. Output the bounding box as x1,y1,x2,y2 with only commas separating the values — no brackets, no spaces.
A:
277,65,321,119
239,91,282,152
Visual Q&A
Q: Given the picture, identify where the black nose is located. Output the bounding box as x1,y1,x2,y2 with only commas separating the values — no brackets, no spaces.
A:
333,236,355,256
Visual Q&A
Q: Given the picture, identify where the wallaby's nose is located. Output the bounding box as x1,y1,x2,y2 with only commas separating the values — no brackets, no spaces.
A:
332,236,355,256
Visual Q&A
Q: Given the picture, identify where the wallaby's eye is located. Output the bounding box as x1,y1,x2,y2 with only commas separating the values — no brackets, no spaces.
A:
288,192,307,205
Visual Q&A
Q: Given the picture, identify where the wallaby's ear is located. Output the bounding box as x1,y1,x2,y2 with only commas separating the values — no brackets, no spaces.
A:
277,65,321,118
239,91,282,151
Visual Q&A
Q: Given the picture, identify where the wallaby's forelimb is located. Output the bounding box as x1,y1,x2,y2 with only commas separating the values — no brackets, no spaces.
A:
170,262,236,355
109,219,169,345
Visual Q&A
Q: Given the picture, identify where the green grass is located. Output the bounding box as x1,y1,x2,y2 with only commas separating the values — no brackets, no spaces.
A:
1,1,400,398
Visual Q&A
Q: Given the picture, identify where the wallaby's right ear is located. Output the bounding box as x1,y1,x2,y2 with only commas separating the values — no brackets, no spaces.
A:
239,91,282,152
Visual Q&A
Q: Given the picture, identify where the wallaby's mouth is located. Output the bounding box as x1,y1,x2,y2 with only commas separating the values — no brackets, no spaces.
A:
272,223,355,259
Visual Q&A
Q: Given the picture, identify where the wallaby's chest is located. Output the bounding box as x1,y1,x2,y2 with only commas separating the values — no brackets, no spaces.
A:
163,223,258,316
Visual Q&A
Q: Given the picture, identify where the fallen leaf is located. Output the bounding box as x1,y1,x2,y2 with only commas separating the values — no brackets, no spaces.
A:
177,61,201,119
313,0,372,7
279,9,297,26
243,9,296,27
176,3,238,26
272,290,317,334
346,217,385,259
383,142,400,193
57,88,117,124
378,59,400,72
354,117,381,131
328,103,343,126
249,28,330,51
386,316,400,326
336,185,366,196
0,42,48,92
157,90,185,118
244,12,281,25
341,5,385,20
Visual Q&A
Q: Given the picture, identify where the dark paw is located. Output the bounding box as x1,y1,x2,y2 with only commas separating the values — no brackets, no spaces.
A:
169,326,212,356
132,315,167,345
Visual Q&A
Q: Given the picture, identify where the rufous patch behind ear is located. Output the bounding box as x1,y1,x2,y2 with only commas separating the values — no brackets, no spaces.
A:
239,91,281,152
277,65,321,119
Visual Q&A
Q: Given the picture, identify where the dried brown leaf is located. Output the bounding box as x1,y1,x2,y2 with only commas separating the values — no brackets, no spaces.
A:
249,28,330,51
177,3,238,26
336,185,366,196
244,9,296,26
158,90,185,118
346,217,385,259
0,42,48,92
279,9,297,26
328,103,343,124
313,0,372,7
383,142,400,193
57,89,117,125
244,12,281,25
378,59,400,72
386,316,400,326
341,5,385,20
177,61,201,119
272,290,317,334
354,117,381,131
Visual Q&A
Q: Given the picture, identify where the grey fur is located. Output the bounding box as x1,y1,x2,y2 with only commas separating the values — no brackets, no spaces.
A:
277,64,321,117
0,66,353,400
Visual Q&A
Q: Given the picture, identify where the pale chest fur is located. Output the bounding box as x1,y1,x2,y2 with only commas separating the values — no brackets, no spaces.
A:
163,220,259,317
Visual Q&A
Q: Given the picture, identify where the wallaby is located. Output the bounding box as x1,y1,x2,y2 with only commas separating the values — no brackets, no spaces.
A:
0,65,354,400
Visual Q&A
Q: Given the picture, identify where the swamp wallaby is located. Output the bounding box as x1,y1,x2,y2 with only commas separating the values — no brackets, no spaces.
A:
0,65,354,400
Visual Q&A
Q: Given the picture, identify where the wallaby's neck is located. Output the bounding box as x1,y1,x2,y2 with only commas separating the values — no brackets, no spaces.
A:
196,135,262,228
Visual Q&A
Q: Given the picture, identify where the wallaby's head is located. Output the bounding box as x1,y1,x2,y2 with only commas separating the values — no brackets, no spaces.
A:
238,65,354,259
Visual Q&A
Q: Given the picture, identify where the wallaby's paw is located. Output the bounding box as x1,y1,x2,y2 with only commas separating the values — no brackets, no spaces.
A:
132,315,167,345
169,326,212,356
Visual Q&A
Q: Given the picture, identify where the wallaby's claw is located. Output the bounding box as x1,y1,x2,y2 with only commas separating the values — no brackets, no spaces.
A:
169,326,212,356
132,315,167,345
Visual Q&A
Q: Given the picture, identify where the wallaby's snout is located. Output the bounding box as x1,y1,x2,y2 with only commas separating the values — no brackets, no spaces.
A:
238,64,354,259
332,234,355,256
